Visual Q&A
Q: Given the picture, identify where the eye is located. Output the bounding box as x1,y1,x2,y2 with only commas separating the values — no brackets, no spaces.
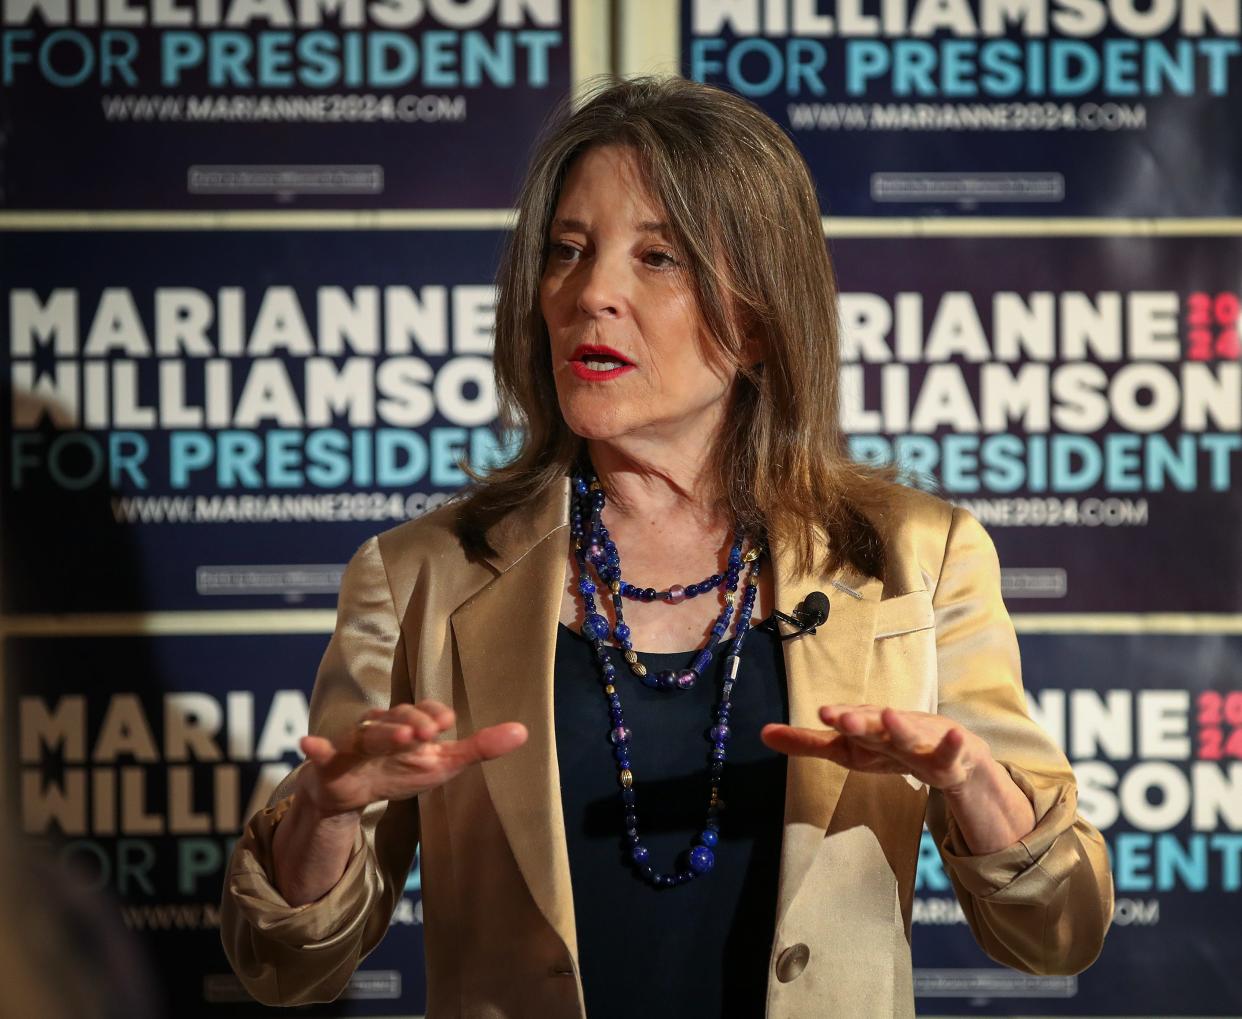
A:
547,241,581,264
644,248,680,270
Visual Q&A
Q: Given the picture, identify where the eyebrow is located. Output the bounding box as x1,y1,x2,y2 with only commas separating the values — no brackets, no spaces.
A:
550,217,670,234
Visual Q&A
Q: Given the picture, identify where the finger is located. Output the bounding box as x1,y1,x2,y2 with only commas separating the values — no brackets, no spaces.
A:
829,708,888,740
881,708,939,756
381,704,442,741
931,727,968,771
352,720,417,756
761,725,912,774
300,734,337,767
441,722,528,768
413,700,456,727
819,704,882,724
760,723,842,759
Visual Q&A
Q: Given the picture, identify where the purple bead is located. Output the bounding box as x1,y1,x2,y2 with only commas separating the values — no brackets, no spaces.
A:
609,726,631,744
655,670,677,690
615,623,631,641
583,613,610,639
699,829,719,847
632,845,650,864
578,578,596,595
588,542,604,559
693,650,713,673
667,584,686,603
688,846,715,874
674,669,697,690
642,587,657,602
710,724,730,742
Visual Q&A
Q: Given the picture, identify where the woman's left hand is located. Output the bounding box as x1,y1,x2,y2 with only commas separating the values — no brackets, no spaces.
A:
761,704,1037,854
760,704,991,793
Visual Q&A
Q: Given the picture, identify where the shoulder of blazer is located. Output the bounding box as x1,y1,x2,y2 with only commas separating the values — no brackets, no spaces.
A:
365,478,572,621
859,480,959,598
366,500,495,621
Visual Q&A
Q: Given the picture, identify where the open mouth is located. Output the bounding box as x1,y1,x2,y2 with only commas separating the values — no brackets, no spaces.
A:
581,355,627,371
569,344,635,380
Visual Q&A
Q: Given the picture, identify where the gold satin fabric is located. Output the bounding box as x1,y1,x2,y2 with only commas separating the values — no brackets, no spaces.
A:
220,478,1114,1017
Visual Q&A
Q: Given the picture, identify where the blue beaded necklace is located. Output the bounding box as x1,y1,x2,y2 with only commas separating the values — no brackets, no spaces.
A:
570,468,764,888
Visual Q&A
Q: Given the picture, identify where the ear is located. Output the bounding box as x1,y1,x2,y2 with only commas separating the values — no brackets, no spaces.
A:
738,315,767,370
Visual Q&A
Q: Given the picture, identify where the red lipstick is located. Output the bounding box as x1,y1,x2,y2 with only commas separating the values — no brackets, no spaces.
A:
568,344,637,381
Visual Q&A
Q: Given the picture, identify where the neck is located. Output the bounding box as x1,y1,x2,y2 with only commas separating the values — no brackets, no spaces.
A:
584,436,727,531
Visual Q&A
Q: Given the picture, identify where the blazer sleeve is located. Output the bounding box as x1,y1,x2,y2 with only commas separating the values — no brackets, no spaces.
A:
923,506,1114,976
219,534,421,1006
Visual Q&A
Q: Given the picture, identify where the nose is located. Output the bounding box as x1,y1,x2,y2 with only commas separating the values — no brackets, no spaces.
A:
575,250,626,319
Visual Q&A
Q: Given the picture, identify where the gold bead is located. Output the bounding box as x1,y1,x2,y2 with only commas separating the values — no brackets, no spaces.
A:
610,580,621,594
589,481,601,491
624,650,638,664
743,547,761,563
631,662,647,677
619,769,633,788
604,684,615,695
574,538,583,550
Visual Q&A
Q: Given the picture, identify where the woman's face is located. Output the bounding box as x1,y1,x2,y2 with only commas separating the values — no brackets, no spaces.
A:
539,144,736,451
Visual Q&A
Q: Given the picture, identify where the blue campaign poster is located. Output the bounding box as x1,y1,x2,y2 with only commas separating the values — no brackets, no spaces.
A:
680,0,1242,216
1,1,575,209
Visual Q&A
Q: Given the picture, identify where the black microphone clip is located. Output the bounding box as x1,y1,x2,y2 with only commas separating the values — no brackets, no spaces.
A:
769,591,830,641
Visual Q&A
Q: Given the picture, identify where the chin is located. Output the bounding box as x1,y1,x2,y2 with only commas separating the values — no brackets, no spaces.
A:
556,391,638,442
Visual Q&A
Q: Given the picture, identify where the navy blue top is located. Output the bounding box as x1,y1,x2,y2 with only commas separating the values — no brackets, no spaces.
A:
553,619,790,1018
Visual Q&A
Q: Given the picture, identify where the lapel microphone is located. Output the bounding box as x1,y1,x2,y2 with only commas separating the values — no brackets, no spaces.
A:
768,591,830,641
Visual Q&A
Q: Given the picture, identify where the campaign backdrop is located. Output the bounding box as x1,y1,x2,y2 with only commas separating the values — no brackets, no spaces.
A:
1,228,512,614
833,233,1242,614
913,631,1242,1016
0,0,584,209
5,231,1237,616
4,626,428,1017
3,4,1241,1016
678,0,1242,216
5,226,1240,1016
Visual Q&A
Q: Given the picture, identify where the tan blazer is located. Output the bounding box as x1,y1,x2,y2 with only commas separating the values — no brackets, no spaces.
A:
221,477,1113,1017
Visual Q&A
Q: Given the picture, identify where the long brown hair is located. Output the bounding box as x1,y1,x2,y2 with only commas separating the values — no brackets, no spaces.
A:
455,75,896,579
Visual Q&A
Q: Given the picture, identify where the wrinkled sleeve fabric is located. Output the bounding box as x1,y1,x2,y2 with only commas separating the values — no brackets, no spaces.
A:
219,534,421,1006
924,507,1114,976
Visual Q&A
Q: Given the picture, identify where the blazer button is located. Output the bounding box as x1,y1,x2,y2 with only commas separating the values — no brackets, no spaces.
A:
775,943,810,983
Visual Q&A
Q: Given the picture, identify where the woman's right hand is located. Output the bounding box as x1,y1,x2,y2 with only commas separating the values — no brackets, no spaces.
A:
296,701,528,818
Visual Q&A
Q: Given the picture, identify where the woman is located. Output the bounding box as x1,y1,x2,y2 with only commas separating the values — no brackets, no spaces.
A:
221,76,1113,1018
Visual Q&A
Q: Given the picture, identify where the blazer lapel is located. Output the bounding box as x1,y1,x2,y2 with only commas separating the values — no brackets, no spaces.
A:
448,480,887,953
448,477,578,957
771,538,884,928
